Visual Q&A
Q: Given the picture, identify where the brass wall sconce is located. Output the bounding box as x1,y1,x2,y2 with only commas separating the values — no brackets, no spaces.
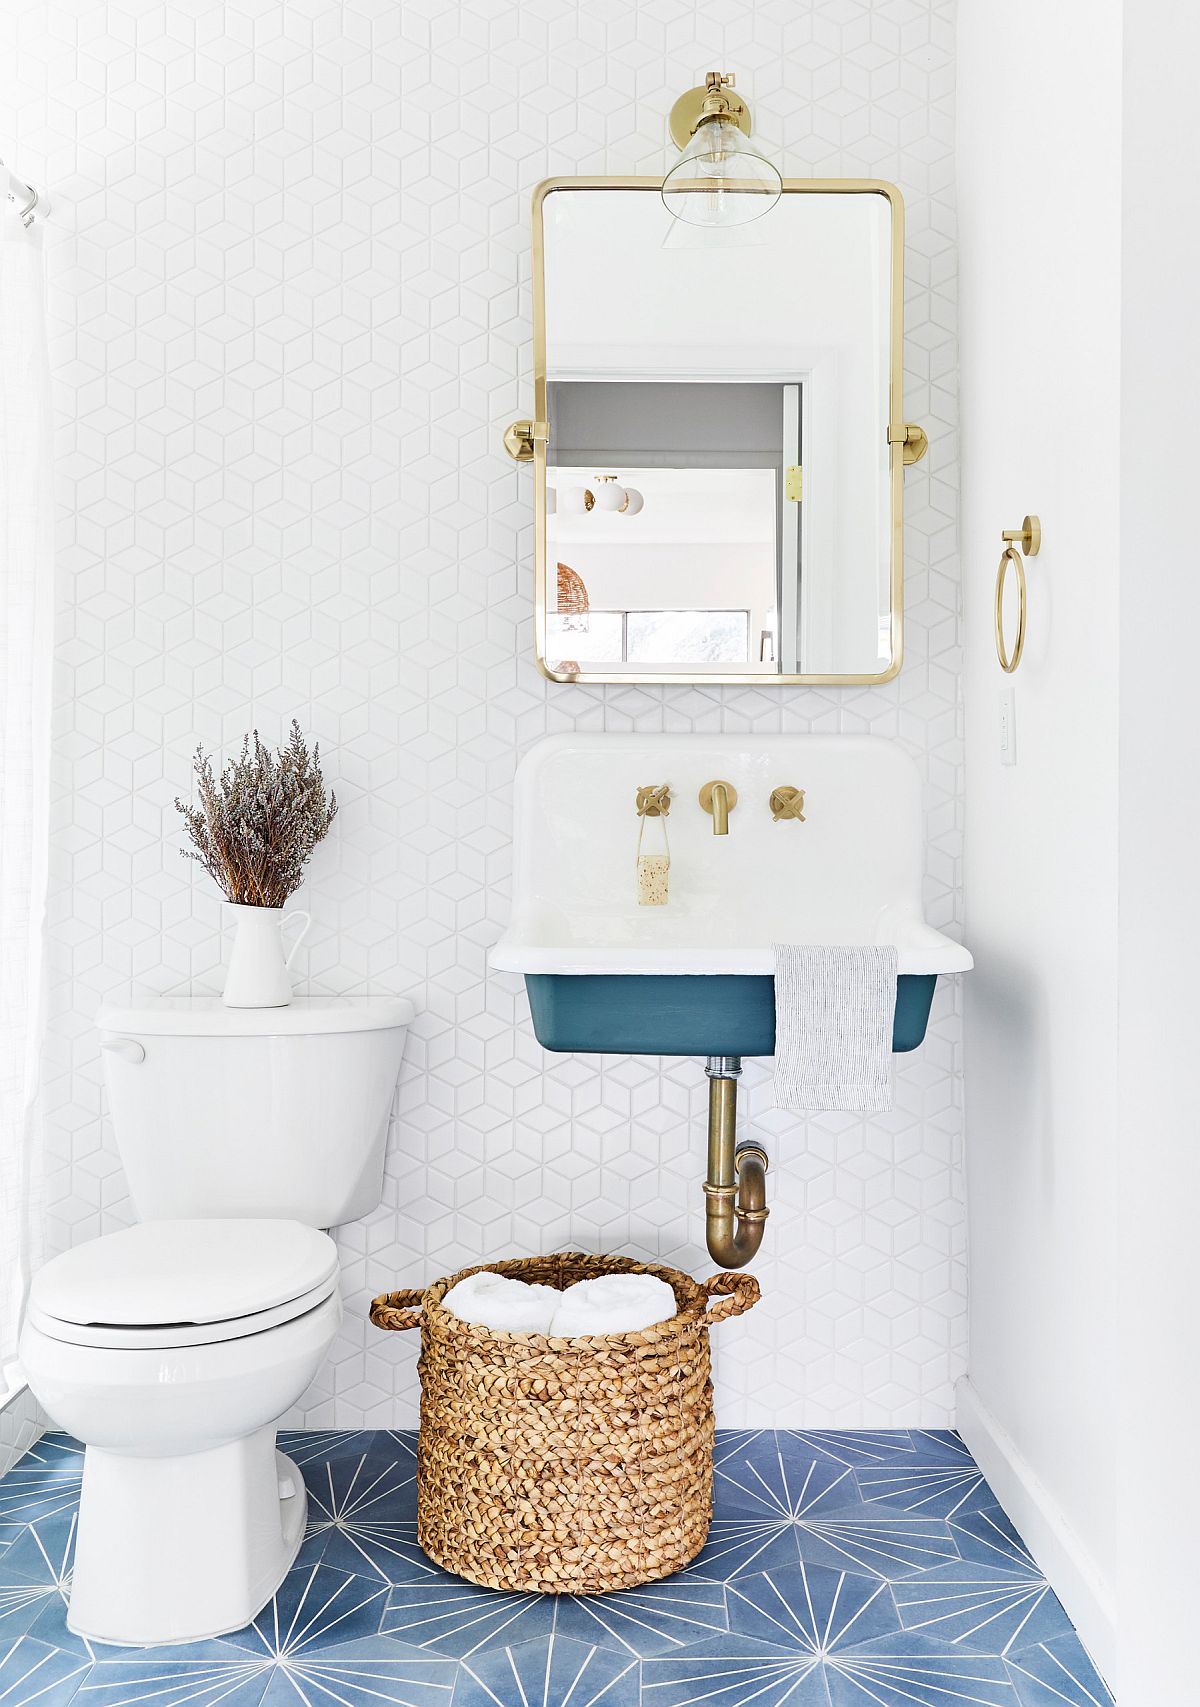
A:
662,71,782,228
995,515,1042,673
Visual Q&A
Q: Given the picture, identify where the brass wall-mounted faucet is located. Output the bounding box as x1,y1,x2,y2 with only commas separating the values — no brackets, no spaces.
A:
699,779,737,835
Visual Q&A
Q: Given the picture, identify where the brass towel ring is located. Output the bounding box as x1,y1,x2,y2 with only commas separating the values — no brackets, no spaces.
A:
994,515,1041,673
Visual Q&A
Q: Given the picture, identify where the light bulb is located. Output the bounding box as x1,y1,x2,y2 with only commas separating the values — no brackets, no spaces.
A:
662,116,782,227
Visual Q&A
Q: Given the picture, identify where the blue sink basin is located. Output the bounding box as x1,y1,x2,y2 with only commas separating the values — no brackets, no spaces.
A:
525,973,937,1057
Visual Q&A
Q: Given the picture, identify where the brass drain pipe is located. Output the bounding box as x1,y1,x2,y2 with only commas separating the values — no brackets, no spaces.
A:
702,1056,769,1268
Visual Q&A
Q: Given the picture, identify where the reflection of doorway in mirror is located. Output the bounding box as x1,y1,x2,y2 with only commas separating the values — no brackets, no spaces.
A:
538,187,898,681
546,465,778,676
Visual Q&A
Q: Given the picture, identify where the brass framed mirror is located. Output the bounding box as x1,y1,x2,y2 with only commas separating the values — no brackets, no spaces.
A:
507,178,927,686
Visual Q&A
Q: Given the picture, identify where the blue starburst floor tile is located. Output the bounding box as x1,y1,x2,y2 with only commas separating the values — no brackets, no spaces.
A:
301,1446,428,1583
727,1562,900,1656
825,1631,1020,1706
81,1647,276,1707
256,1634,457,1706
712,1429,768,1467
905,1430,976,1464
682,1511,805,1582
782,1430,925,1467
641,1634,830,1707
224,1562,391,1662
715,1437,865,1523
0,1429,1112,1707
1005,1633,1114,1706
855,1462,992,1520
454,1633,639,1707
380,1578,555,1659
951,1503,1040,1572
0,1516,83,1658
277,1429,378,1468
792,1512,961,1581
0,1635,89,1707
0,1444,84,1551
892,1561,1076,1657
553,1578,727,1657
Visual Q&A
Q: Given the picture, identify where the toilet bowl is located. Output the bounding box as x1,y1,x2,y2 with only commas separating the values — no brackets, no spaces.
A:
19,995,413,1647
22,1219,342,1646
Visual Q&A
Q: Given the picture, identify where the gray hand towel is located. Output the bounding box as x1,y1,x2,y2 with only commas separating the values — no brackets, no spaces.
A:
773,945,898,1112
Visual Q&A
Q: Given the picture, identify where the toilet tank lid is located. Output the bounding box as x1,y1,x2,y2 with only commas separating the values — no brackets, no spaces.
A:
96,995,416,1037
29,1220,338,1327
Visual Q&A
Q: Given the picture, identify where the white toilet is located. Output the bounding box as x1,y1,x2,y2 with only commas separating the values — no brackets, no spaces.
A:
20,995,413,1648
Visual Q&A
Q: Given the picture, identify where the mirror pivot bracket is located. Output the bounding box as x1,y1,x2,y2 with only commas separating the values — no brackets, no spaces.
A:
888,422,929,465
503,419,549,462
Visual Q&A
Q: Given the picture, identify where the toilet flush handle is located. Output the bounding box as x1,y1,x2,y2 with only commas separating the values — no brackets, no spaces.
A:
101,1038,145,1065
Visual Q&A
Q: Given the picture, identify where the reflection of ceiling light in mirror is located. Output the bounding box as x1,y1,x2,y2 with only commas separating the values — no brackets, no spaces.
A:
591,475,625,511
662,71,782,228
547,477,646,517
557,485,588,515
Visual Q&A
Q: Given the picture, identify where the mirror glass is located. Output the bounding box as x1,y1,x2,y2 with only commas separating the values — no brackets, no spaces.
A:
535,184,902,683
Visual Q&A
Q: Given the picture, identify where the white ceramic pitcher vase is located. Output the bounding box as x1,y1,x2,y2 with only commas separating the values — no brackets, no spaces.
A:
222,903,311,1009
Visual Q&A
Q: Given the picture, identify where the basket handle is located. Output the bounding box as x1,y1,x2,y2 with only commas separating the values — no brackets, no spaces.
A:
370,1288,425,1332
703,1272,761,1321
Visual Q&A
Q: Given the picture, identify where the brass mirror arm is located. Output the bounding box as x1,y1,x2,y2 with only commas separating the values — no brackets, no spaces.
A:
503,419,549,462
887,422,928,465
703,1059,769,1268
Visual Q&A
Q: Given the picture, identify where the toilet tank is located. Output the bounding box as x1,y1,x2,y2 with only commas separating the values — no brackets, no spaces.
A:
96,997,415,1228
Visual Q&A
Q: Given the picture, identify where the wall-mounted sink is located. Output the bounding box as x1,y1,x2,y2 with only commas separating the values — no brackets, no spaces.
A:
492,733,971,1057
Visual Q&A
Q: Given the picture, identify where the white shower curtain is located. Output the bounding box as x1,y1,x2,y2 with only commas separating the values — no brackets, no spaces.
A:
0,213,53,1390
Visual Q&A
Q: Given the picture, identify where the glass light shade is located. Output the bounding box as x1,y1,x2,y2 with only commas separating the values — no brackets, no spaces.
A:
661,116,782,227
592,480,626,512
546,485,558,514
621,486,644,515
557,484,588,515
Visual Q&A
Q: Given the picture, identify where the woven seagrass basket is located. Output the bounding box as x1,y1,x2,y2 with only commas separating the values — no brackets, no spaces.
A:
369,1251,760,1595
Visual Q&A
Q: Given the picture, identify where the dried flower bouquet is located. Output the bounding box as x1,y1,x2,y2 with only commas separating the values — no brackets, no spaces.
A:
176,721,337,908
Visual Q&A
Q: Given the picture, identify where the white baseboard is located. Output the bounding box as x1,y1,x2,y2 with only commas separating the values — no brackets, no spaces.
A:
955,1376,1116,1687
0,1381,47,1478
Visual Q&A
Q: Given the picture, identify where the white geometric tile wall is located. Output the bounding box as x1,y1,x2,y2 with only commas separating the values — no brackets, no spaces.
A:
2,0,963,1427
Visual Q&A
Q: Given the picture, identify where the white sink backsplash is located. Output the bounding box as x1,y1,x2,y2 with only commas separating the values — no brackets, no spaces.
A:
493,734,972,977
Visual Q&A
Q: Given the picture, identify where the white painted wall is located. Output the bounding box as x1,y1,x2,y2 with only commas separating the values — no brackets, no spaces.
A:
957,0,1120,1676
1118,4,1200,1700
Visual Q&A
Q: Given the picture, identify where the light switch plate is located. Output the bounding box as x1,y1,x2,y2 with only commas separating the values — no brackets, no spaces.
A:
999,683,1017,765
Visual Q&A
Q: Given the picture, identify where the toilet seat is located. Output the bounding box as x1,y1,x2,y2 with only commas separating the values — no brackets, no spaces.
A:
27,1218,339,1351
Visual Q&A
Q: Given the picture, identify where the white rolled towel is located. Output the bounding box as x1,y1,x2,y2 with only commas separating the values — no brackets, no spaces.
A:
550,1273,677,1338
441,1270,561,1334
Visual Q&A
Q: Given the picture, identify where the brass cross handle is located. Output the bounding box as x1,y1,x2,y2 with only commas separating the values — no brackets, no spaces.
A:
770,787,806,822
636,784,672,818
